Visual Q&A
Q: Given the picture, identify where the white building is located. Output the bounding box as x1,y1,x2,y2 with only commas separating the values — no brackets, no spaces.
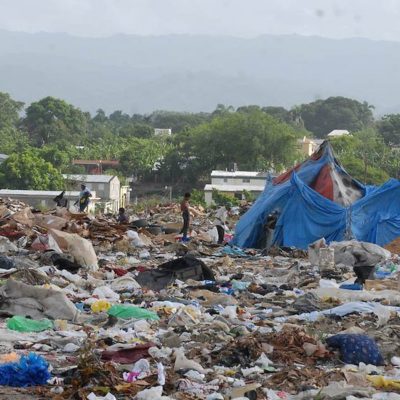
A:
154,128,172,136
204,170,267,205
63,174,121,212
0,190,98,213
297,136,324,157
327,129,350,137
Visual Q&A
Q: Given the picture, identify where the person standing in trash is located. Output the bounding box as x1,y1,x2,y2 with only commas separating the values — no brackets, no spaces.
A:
180,192,191,241
116,207,129,224
53,191,68,208
75,184,92,212
214,204,231,244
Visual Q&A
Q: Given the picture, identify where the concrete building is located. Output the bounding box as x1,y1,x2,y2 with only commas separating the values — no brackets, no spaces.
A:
154,128,172,136
327,129,350,137
63,174,121,212
120,185,131,209
0,190,98,213
204,170,267,205
297,136,324,157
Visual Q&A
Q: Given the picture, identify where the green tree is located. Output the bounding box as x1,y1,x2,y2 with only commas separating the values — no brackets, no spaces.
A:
148,110,210,133
175,109,301,183
0,92,27,154
118,123,153,138
109,110,130,124
299,97,374,138
0,92,24,130
22,97,89,146
39,143,76,171
330,129,390,184
92,108,108,123
211,104,234,117
0,127,29,154
263,106,305,129
0,149,64,190
376,114,400,146
119,137,170,179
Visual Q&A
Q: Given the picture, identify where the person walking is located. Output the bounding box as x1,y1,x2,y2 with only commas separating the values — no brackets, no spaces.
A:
75,184,92,212
180,192,191,241
214,204,231,244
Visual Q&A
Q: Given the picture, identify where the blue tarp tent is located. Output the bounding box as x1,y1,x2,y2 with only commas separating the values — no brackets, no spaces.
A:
233,141,400,249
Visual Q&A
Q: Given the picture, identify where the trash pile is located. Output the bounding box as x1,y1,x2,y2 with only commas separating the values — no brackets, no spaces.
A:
1,198,400,399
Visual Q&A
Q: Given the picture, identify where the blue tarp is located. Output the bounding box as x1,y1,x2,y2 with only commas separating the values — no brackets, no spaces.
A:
233,144,400,249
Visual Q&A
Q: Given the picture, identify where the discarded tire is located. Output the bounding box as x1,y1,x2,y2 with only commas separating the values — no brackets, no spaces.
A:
131,219,148,228
146,225,162,235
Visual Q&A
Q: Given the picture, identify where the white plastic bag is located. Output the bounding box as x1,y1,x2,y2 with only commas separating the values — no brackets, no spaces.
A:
206,227,219,244
135,386,163,400
50,229,98,271
93,286,120,302
87,392,117,400
127,230,144,247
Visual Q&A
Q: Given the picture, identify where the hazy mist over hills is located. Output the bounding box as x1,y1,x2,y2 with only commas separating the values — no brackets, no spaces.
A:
0,30,399,115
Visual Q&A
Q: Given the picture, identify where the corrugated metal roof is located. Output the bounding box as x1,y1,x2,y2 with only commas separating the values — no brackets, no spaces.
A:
0,190,81,196
204,184,264,192
0,189,100,200
211,170,267,178
63,174,117,183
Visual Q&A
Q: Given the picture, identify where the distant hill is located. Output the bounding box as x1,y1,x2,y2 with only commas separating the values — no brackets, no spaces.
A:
0,30,400,114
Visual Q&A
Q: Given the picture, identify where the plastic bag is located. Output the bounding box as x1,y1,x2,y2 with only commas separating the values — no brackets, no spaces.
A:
127,230,144,247
134,386,163,400
0,237,18,253
91,300,112,313
0,255,15,270
107,304,159,320
207,227,219,244
367,375,400,390
7,315,53,332
326,334,384,366
157,362,165,385
110,276,141,291
50,229,98,271
87,393,117,400
139,250,151,259
93,286,120,302
123,358,151,382
174,348,205,373
0,353,51,387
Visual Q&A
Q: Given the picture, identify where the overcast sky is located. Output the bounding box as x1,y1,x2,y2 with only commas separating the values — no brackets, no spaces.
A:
1,0,400,41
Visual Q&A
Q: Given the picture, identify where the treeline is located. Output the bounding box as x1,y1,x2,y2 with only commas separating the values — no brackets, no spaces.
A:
0,92,399,191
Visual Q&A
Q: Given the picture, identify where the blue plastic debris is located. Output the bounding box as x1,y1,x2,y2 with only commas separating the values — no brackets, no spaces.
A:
0,353,51,387
326,334,384,366
339,283,363,291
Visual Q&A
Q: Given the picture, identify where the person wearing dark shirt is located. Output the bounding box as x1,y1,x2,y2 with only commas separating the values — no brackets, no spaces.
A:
180,192,191,241
117,207,129,224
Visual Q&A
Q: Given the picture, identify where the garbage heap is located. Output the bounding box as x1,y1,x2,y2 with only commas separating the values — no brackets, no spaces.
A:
1,198,400,399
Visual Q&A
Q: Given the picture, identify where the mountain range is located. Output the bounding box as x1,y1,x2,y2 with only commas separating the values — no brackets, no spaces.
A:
0,30,399,115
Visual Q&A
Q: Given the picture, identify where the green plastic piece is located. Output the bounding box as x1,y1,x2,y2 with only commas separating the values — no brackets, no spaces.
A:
7,316,54,332
107,304,159,320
